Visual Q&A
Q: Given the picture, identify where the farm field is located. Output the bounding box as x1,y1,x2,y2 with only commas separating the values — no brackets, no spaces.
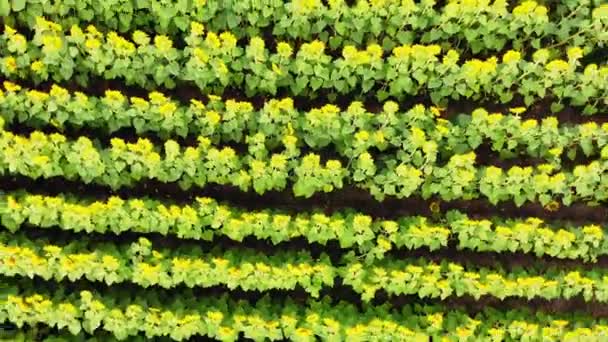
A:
0,0,607,341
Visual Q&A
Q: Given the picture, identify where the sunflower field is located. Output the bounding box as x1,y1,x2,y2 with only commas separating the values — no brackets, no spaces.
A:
0,0,607,341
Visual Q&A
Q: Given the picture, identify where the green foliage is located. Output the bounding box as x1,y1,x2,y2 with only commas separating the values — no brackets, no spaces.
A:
343,256,608,302
4,118,608,204
1,0,605,55
3,277,608,341
1,19,606,110
0,1,606,340
6,85,608,164
2,191,607,262
0,231,335,297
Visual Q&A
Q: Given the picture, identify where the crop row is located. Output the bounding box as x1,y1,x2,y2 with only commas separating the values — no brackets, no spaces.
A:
2,82,608,163
1,121,608,205
3,277,608,341
6,230,608,304
344,257,608,303
2,0,605,54
2,191,606,262
0,231,334,297
0,327,136,342
2,19,606,110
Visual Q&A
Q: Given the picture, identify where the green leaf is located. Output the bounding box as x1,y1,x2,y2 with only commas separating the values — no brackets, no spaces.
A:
10,0,24,11
550,102,564,113
173,16,189,30
0,0,10,15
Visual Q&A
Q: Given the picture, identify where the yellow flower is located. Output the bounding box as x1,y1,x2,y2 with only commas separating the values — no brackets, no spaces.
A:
49,133,66,144
202,98,220,110
85,38,101,50
292,0,321,14
427,44,441,56
342,45,357,61
107,32,135,56
158,102,177,116
392,45,411,59
567,47,583,61
4,81,21,92
320,104,339,116
8,34,27,53
43,245,61,254
509,107,526,115
215,60,228,74
212,257,229,268
42,35,63,53
32,155,50,166
85,25,101,37
36,17,62,32
532,49,550,64
277,42,293,58
217,327,234,339
366,44,383,60
189,99,205,111
185,147,200,159
355,130,370,142
582,225,603,239
104,90,125,104
219,32,237,49
278,98,294,111
149,91,167,105
521,119,538,130
50,85,69,99
132,30,150,46
3,57,17,73
546,59,569,72
6,196,20,209
282,134,297,148
326,160,342,170
301,40,325,58
205,32,221,50
190,22,205,36
502,50,521,64
513,1,537,16
487,113,504,125
584,64,598,77
592,4,608,19
30,60,44,73
383,101,399,114
548,147,562,156
101,255,120,270
4,25,16,36
440,49,459,67
193,48,209,64
551,320,569,328
270,154,287,169
27,90,50,102
75,92,89,105
130,97,149,111
154,35,173,53
534,5,548,16
542,116,558,129
295,328,313,337
485,166,503,179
